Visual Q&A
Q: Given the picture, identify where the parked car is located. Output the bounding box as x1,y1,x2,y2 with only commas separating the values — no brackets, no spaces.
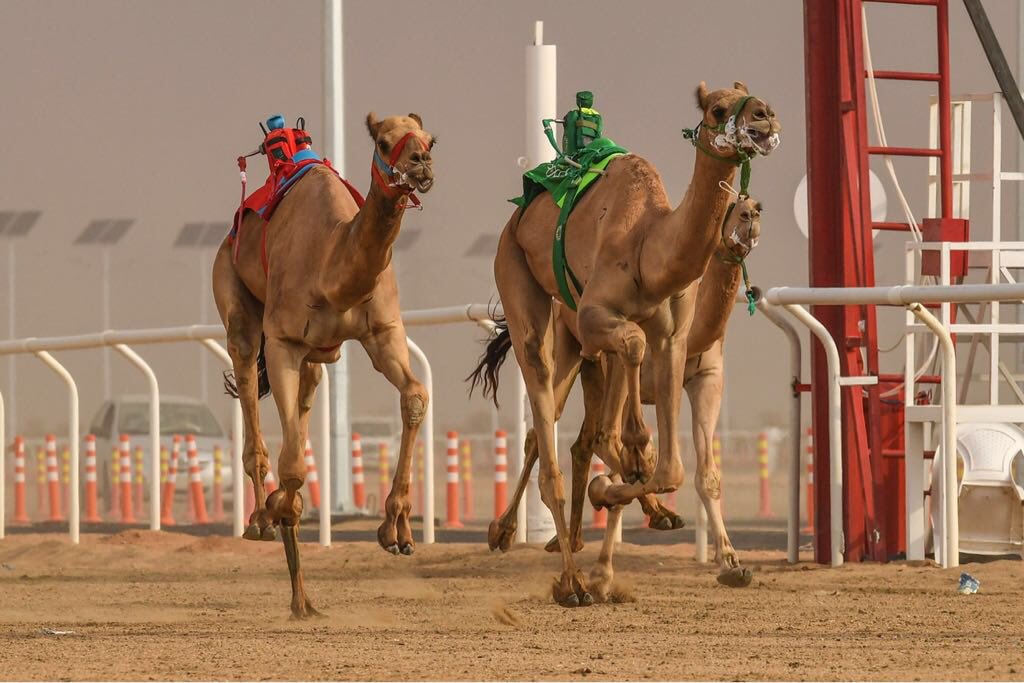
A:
87,394,233,503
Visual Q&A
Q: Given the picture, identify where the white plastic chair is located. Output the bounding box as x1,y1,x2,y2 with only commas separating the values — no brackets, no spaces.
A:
930,422,1024,560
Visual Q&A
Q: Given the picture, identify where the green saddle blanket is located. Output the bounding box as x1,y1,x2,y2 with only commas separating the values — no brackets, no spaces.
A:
509,137,627,310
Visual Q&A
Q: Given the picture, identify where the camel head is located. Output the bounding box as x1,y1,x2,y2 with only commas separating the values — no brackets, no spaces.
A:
366,112,436,194
720,195,762,260
694,81,781,159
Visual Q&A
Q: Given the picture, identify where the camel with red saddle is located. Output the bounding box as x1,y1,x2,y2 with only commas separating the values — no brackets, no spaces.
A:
484,194,763,598
213,113,435,618
469,82,780,606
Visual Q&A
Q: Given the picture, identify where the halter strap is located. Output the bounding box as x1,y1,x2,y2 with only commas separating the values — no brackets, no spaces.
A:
714,199,758,316
371,131,426,208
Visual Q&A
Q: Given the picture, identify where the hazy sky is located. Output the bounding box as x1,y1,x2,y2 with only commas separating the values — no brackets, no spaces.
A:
2,0,1021,451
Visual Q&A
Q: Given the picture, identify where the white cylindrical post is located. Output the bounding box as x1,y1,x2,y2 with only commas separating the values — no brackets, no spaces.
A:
323,0,353,516
521,20,557,543
319,366,331,547
0,389,5,539
35,351,79,544
113,344,160,531
407,338,434,544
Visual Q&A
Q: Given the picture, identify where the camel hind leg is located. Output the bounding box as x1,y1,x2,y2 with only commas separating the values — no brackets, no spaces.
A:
685,342,751,588
489,311,581,552
496,230,590,607
212,244,275,541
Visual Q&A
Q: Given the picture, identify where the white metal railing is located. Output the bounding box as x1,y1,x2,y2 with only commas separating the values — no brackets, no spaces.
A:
763,282,1024,569
0,306,529,549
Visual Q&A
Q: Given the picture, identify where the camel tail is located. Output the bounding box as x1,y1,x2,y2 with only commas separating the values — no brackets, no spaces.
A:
222,335,272,400
466,315,511,408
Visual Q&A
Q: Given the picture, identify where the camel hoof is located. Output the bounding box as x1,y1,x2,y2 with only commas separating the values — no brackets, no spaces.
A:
242,524,262,541
260,525,277,542
587,474,614,510
399,543,414,556
290,601,323,620
716,566,753,588
561,593,580,608
383,543,400,555
651,516,673,531
487,518,516,552
671,515,685,529
579,591,594,607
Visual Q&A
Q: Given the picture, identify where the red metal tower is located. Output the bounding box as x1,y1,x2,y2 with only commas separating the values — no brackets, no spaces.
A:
803,0,956,563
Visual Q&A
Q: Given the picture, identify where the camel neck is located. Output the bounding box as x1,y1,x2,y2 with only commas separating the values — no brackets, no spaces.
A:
689,248,743,352
642,149,739,301
322,180,407,310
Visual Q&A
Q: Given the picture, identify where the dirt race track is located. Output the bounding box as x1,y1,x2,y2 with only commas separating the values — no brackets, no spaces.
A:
2,529,1024,681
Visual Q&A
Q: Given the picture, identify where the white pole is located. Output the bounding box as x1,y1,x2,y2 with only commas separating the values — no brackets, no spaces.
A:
113,344,160,531
34,352,79,544
0,388,5,539
523,20,557,543
201,339,244,537
318,367,331,546
908,304,959,568
783,304,844,567
102,248,112,401
407,338,434,544
199,251,210,404
7,243,15,434
323,0,353,514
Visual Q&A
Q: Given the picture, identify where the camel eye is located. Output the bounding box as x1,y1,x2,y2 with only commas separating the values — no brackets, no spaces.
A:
711,105,726,120
378,140,391,155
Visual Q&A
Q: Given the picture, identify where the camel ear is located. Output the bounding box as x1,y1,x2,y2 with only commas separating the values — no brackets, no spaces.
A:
407,113,424,128
365,112,382,139
696,81,708,110
733,80,749,94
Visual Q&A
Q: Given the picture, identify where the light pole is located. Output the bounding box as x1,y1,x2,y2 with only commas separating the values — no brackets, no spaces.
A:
0,210,41,435
173,221,230,403
73,218,134,402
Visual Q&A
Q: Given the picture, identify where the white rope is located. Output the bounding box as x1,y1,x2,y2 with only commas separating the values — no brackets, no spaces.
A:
862,5,939,396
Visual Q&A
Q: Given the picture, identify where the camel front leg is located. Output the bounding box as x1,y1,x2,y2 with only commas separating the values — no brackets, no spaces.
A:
360,325,428,556
589,477,625,603
263,337,321,618
589,331,685,508
685,345,751,587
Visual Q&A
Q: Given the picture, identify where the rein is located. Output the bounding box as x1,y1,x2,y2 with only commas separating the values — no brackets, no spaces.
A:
714,199,758,316
370,131,426,210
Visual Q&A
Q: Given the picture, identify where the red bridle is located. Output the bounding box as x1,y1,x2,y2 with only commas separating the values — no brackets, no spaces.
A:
371,131,429,208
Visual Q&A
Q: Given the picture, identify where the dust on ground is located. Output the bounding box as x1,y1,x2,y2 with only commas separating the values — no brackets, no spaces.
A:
1,530,1022,681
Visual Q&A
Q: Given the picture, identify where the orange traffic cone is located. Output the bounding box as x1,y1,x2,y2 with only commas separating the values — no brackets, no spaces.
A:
83,435,102,523
12,436,29,524
186,434,209,524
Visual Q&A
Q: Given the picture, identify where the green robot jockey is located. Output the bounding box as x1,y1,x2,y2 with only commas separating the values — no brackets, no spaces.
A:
544,90,604,159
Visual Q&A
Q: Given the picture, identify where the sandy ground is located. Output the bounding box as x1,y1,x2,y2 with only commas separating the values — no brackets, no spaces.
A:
1,527,1023,682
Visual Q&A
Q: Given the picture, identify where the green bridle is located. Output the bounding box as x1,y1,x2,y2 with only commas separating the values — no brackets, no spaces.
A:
682,94,761,314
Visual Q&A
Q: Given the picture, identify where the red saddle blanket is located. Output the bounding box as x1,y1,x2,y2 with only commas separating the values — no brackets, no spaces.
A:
231,151,365,272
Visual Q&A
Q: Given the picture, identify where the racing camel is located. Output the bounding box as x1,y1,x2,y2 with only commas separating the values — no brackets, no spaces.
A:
470,82,780,606
213,113,435,618
481,193,763,596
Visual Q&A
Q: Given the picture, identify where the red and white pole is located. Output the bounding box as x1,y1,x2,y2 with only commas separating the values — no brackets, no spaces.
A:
351,433,366,511
35,446,46,517
186,434,209,524
460,439,474,521
118,435,136,523
445,431,462,528
133,445,145,519
161,435,180,526
377,442,390,516
12,436,29,524
757,432,773,518
591,458,607,529
493,430,508,519
304,439,321,510
804,427,815,534
83,435,101,523
212,444,225,522
46,434,63,522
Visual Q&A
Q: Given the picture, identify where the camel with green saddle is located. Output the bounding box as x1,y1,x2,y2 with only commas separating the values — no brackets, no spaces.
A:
469,82,780,606
213,113,435,618
484,193,763,596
